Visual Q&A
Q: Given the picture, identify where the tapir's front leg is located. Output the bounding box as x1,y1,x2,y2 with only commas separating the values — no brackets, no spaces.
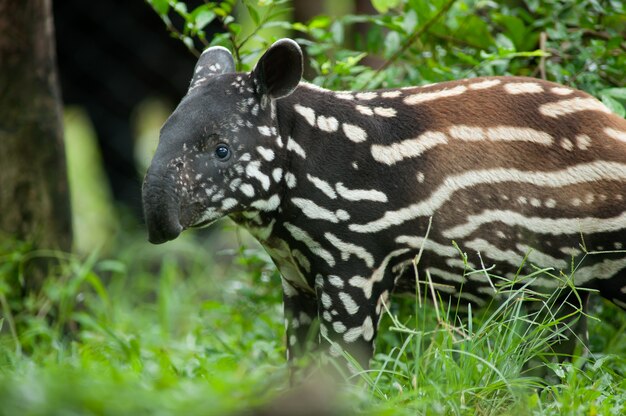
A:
282,282,319,362
314,274,393,370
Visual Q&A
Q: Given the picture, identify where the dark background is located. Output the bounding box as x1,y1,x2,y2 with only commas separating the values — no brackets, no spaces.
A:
53,0,200,218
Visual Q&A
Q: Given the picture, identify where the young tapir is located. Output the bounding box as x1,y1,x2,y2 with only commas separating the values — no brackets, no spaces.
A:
142,39,626,369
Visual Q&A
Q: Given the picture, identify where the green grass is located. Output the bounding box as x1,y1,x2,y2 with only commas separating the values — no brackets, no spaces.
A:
1,228,626,415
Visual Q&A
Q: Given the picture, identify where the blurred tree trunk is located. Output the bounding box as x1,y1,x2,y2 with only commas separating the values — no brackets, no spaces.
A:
293,0,323,25
0,0,72,291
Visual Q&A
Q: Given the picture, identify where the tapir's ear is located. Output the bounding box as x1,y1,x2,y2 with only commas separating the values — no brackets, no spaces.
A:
189,46,235,90
252,39,303,99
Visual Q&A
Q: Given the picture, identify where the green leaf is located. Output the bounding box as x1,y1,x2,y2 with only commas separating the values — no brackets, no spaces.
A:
173,2,188,17
371,0,401,14
183,36,194,50
96,259,127,274
493,14,526,51
246,4,260,25
600,88,626,100
495,33,515,52
220,1,233,14
149,0,169,16
308,15,331,29
453,15,494,49
384,31,401,56
330,20,343,44
195,9,216,31
402,9,418,34
601,94,626,117
291,22,308,33
228,22,242,36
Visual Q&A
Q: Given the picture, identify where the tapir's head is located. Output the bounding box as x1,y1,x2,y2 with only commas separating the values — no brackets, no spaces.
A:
142,39,303,243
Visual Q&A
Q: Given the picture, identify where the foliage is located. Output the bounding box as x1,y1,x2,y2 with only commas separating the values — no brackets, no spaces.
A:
2,230,626,414
0,231,289,415
145,0,626,112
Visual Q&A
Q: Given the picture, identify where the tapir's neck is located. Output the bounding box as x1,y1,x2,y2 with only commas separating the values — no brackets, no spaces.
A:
274,82,388,175
275,83,351,144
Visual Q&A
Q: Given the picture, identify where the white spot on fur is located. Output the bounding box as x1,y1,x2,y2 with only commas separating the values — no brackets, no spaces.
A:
285,172,297,188
336,93,354,100
561,138,574,150
486,126,553,145
468,79,501,90
321,293,332,308
258,126,272,136
371,131,447,165
294,104,316,126
239,183,255,197
339,292,360,315
349,249,409,298
245,161,270,190
362,316,374,341
307,174,337,199
256,146,275,161
540,97,611,118
317,115,339,132
291,198,348,223
342,123,367,143
576,134,592,150
551,87,574,95
272,168,283,183
404,85,467,105
284,222,336,267
332,321,347,333
504,82,543,94
382,90,402,98
356,105,373,116
335,182,387,202
545,198,556,208
605,127,626,143
286,136,306,158
374,107,397,117
250,195,280,211
336,210,350,221
325,232,375,267
449,125,486,141
356,92,377,100
222,198,237,211
328,275,344,288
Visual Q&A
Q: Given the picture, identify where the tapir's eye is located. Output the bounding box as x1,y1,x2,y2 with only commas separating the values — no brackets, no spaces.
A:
215,144,231,160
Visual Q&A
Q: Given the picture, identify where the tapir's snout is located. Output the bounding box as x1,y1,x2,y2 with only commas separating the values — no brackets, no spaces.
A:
142,168,183,245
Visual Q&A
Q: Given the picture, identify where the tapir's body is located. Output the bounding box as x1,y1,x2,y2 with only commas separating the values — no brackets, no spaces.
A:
143,39,626,367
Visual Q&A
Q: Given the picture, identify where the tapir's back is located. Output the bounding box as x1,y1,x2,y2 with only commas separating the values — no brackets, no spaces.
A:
282,76,626,302
373,77,626,297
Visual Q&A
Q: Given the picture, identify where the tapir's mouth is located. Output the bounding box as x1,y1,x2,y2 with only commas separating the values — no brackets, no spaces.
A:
183,205,222,230
188,218,218,229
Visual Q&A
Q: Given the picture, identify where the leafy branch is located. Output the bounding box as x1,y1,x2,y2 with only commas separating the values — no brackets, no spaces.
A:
367,0,457,85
